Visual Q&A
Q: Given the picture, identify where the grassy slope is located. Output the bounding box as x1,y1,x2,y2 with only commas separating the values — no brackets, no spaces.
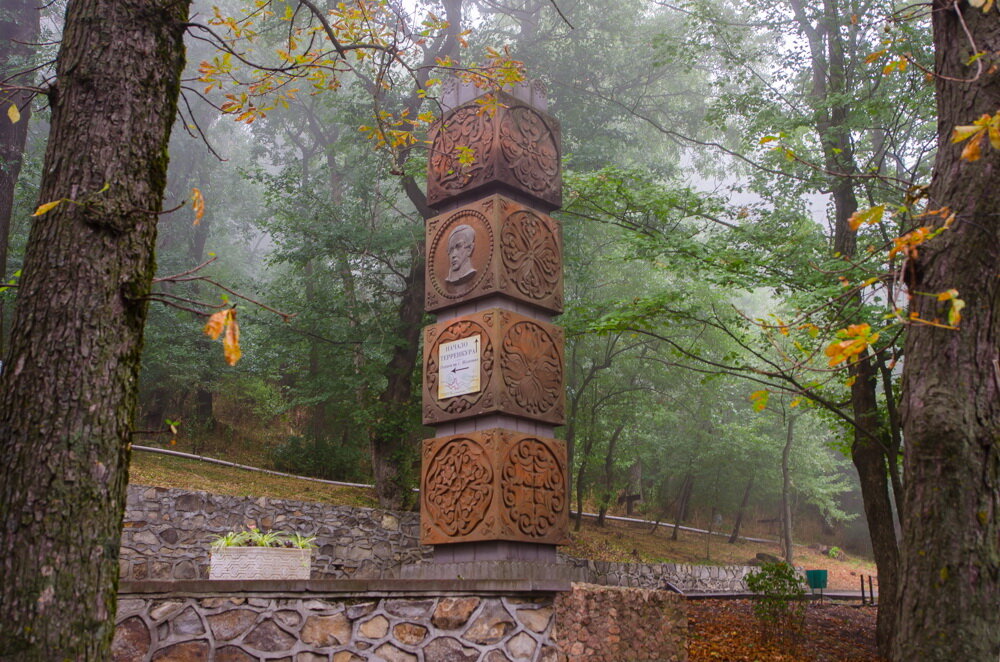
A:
128,450,876,590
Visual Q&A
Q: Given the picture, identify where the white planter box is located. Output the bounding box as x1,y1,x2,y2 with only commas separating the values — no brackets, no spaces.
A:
209,547,312,580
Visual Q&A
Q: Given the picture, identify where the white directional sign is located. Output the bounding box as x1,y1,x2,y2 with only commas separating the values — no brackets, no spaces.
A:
438,335,481,399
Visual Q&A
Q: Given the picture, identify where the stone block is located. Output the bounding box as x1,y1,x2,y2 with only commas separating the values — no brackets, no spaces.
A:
359,614,389,640
462,602,515,645
426,91,561,211
423,637,480,662
420,429,568,545
151,640,210,661
422,309,564,426
112,616,150,662
425,195,562,314
208,609,259,641
301,613,351,647
374,643,417,662
432,597,480,630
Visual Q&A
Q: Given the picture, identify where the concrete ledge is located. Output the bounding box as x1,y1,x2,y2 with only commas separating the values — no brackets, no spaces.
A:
119,577,571,597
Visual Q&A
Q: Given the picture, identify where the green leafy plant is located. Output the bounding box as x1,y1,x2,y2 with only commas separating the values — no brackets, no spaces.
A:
745,561,807,642
827,546,843,559
210,528,316,549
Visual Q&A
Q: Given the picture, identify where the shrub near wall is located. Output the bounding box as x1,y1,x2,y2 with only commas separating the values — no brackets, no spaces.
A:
119,486,428,581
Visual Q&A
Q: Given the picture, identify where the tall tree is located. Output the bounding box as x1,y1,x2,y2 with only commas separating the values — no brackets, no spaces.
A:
0,0,191,657
895,2,1000,659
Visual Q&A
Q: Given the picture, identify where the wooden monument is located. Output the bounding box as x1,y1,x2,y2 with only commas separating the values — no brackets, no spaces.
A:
420,81,568,562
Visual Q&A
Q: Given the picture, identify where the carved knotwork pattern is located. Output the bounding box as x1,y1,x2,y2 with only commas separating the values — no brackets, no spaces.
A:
500,210,559,300
424,438,493,536
426,321,494,414
500,321,561,415
498,107,559,195
429,107,494,193
501,438,565,538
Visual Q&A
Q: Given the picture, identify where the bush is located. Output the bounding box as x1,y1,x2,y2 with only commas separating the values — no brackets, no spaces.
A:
270,435,369,483
745,561,807,641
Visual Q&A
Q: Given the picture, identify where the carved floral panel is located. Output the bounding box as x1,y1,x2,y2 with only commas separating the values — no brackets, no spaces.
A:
423,309,565,426
425,195,562,314
426,92,562,211
420,429,569,545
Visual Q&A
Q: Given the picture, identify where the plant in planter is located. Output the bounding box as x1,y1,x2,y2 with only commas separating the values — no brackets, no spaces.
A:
208,527,317,580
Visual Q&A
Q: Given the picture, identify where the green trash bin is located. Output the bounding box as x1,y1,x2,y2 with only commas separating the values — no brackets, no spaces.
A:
805,569,828,589
805,569,828,602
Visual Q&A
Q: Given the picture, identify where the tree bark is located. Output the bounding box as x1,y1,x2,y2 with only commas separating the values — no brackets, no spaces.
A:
729,476,753,544
0,0,189,658
788,2,901,652
895,3,1000,659
780,414,796,565
671,473,694,541
0,0,39,282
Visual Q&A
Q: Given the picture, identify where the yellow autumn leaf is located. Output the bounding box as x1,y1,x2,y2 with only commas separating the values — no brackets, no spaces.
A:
204,309,228,339
948,298,966,327
936,289,959,302
32,199,63,217
191,188,205,226
223,311,241,366
961,133,984,161
951,123,985,143
7,104,20,124
749,390,769,412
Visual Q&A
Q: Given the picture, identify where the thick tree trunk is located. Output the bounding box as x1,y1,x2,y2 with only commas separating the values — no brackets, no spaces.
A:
370,239,426,509
895,4,1000,659
0,1,188,658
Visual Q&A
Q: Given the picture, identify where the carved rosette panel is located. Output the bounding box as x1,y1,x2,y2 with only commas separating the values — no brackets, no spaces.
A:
420,429,568,545
426,92,562,210
500,321,562,416
425,195,562,314
427,106,495,198
499,208,560,303
500,437,567,539
499,107,560,198
423,309,564,425
423,437,494,537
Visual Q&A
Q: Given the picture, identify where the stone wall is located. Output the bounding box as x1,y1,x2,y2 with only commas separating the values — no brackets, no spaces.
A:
552,584,687,661
559,557,754,593
113,582,686,661
120,486,429,581
120,485,750,592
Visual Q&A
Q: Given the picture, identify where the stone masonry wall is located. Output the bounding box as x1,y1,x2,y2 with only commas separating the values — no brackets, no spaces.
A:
559,556,753,593
120,486,429,581
121,485,749,591
552,583,687,661
113,584,686,661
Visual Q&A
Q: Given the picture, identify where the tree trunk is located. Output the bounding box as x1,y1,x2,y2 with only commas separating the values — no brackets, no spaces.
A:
851,354,900,656
597,420,627,527
787,2,901,652
0,1,189,658
0,0,39,283
671,473,693,541
780,414,796,565
729,476,753,544
895,4,1000,659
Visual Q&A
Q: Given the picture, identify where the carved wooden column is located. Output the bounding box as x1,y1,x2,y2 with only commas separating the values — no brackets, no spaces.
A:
419,81,568,563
